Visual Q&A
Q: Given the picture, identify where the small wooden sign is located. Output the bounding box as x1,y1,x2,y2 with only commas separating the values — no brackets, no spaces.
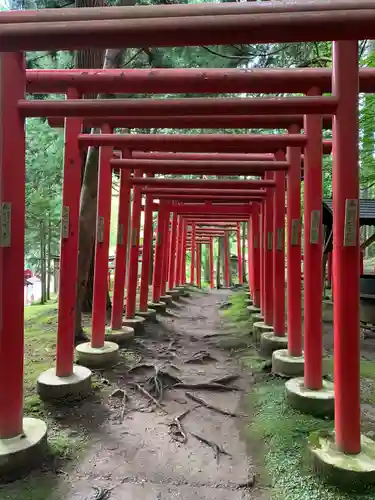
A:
267,231,273,250
310,210,320,244
276,227,284,251
0,203,11,248
291,219,300,246
344,199,358,247
253,236,258,249
61,205,69,240
117,223,124,245
97,216,104,243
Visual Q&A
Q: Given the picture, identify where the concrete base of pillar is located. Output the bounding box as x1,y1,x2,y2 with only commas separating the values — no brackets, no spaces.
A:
175,285,190,297
285,377,334,418
308,430,375,489
251,312,264,324
122,316,145,334
260,332,288,358
0,418,47,482
160,294,173,306
167,289,181,301
37,365,92,401
244,298,253,307
136,309,158,322
75,341,119,368
105,326,135,344
246,305,261,317
253,321,274,343
272,349,304,378
148,301,167,314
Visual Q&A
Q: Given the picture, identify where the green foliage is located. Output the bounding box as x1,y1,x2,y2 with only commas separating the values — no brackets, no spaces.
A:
25,119,63,292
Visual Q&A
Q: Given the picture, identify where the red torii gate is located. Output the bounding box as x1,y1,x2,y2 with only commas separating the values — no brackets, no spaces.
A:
0,0,368,483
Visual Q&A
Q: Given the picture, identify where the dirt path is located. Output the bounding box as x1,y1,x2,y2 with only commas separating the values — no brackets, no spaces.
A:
61,289,264,500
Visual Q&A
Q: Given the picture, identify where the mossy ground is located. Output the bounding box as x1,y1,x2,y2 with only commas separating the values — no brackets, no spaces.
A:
0,300,139,500
223,290,375,500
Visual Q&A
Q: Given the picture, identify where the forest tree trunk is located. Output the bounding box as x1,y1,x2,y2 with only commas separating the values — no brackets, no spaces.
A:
74,45,136,339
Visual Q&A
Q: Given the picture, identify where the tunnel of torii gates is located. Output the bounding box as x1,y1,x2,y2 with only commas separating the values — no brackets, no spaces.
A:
1,0,375,484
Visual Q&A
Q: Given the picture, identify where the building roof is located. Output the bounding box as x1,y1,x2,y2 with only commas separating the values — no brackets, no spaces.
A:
323,198,375,229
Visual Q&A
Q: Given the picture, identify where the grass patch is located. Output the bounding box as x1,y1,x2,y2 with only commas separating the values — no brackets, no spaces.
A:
0,303,89,500
24,302,58,413
243,376,375,500
222,291,375,500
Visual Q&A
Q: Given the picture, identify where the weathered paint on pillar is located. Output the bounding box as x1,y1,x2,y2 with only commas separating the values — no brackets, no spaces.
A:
139,176,154,311
111,164,131,328
0,52,26,438
304,89,323,390
56,89,82,376
236,222,243,284
125,170,143,319
332,40,361,454
273,151,286,336
286,125,302,356
264,172,274,326
91,124,112,348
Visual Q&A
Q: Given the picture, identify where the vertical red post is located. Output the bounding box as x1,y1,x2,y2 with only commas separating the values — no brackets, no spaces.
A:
209,239,214,289
236,222,243,284
252,204,261,307
224,231,230,287
264,172,274,326
304,91,323,390
168,211,178,291
273,152,286,337
332,40,360,454
56,89,82,377
0,52,26,438
91,124,112,348
327,251,332,289
190,222,196,285
247,217,253,296
286,126,302,356
161,210,171,296
196,244,201,287
111,166,131,329
152,201,168,302
175,214,182,286
260,203,265,313
125,170,143,319
182,219,187,284
139,178,154,311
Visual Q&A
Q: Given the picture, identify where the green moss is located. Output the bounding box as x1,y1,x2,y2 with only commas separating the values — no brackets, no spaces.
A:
241,351,375,500
220,295,375,500
0,303,89,500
